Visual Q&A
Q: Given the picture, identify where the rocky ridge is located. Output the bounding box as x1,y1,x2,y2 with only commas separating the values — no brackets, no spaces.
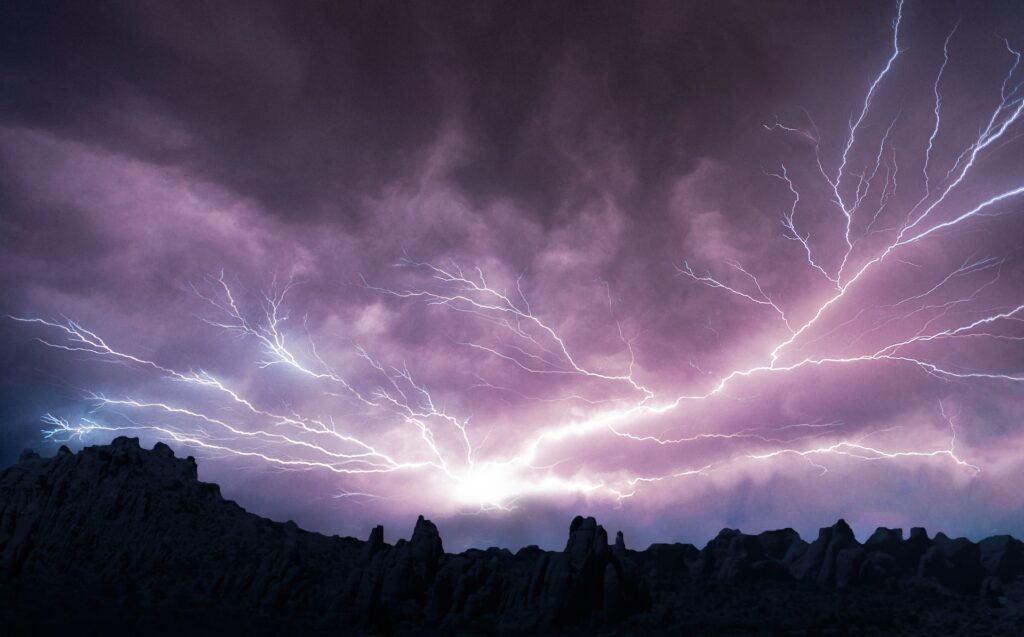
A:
1,438,1023,635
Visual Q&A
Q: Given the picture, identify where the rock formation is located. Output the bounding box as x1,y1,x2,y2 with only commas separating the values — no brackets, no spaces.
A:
1,439,1023,635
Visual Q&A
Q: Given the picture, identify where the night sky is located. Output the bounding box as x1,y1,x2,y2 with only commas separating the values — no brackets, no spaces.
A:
2,0,1024,552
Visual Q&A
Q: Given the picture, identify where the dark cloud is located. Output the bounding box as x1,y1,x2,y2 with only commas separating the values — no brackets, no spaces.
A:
1,0,806,222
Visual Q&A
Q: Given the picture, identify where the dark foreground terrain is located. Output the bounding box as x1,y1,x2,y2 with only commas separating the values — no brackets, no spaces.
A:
1,439,1022,635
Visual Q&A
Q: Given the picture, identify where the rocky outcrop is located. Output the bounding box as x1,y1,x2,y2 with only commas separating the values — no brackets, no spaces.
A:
0,439,649,634
2,440,1023,635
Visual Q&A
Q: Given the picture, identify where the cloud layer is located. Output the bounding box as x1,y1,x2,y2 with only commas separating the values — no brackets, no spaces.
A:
2,0,1024,550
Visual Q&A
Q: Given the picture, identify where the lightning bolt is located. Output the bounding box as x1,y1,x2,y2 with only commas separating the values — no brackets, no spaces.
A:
8,1,1023,511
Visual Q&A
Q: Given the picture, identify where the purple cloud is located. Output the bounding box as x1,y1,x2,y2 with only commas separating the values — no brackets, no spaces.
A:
2,0,1023,550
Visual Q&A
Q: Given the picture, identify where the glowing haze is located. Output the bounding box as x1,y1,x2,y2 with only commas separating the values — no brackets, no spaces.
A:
2,0,1024,550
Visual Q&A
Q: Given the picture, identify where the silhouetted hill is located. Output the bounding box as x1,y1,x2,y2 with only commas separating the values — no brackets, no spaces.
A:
1,438,1023,635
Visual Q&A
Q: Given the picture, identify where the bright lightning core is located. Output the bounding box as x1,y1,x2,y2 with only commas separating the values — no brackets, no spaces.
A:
6,1,1024,521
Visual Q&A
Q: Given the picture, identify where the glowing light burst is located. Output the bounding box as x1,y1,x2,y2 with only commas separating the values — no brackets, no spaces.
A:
7,1,1024,512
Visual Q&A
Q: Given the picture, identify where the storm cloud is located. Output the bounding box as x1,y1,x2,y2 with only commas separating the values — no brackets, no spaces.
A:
2,0,1024,551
